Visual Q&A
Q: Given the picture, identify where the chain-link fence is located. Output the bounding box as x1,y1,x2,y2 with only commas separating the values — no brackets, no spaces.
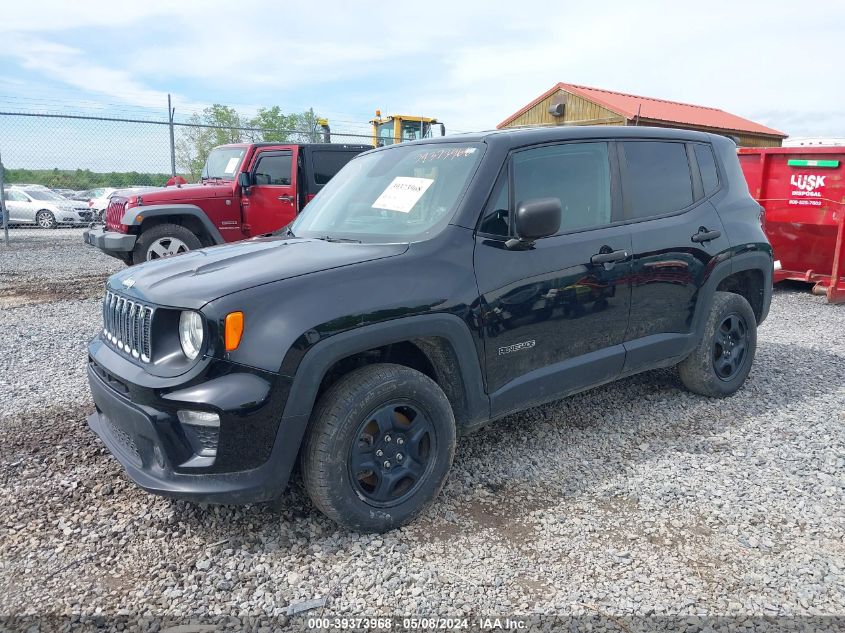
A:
0,109,378,192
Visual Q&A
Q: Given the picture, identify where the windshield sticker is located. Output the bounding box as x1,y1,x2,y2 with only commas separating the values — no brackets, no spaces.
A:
224,157,240,174
415,147,476,163
372,177,434,213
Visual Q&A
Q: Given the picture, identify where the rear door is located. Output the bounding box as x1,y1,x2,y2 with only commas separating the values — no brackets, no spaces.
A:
243,146,298,235
475,141,632,417
620,140,728,369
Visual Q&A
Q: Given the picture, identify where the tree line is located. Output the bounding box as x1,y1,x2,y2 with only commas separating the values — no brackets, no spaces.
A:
175,104,327,180
2,104,330,190
4,167,171,190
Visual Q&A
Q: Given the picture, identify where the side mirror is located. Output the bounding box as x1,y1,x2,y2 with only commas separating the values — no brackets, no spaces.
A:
507,197,561,249
238,172,252,189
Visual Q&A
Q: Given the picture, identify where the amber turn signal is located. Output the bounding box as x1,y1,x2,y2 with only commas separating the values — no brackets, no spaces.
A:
224,312,244,352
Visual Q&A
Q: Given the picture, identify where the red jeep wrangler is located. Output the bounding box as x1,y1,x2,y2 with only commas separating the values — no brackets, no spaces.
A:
84,142,370,264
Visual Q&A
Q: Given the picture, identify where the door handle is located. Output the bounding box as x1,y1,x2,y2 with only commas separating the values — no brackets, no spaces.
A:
590,249,629,265
277,195,294,203
691,227,721,243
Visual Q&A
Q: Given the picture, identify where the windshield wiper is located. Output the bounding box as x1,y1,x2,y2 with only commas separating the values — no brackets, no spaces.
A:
315,235,362,243
269,225,296,238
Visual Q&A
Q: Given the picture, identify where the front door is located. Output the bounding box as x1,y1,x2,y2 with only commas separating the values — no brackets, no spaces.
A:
243,148,298,236
5,190,32,223
474,141,632,418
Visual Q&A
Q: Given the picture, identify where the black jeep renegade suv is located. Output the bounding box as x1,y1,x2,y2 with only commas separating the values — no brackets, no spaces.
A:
87,126,772,532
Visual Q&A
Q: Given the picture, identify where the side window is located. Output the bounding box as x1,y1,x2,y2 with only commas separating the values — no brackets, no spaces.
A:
478,169,510,236
253,153,292,186
622,141,693,218
312,151,353,185
513,142,611,233
693,143,720,195
5,190,26,202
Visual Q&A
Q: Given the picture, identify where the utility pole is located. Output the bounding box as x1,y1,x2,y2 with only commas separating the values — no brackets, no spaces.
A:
168,94,176,177
0,150,9,246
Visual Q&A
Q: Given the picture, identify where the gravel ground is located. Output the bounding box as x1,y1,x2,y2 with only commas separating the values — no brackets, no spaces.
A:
0,229,843,631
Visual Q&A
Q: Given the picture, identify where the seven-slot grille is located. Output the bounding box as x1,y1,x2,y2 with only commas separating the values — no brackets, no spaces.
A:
102,291,154,362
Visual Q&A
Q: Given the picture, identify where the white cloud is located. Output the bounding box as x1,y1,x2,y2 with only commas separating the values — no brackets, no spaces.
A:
1,1,844,137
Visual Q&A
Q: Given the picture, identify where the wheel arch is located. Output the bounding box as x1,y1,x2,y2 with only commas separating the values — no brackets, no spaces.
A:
693,250,773,336
282,314,489,432
122,204,224,247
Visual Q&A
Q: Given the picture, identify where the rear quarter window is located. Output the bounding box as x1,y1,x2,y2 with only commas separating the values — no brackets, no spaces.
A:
622,141,694,219
693,143,720,195
313,151,356,185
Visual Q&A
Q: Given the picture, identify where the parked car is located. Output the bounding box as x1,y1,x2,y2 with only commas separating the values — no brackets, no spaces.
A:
3,186,93,227
83,142,369,264
53,188,79,199
72,187,110,202
86,127,773,532
86,187,165,223
85,188,118,219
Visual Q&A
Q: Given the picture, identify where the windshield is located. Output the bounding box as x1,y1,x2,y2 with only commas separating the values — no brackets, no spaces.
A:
202,146,246,180
25,189,66,201
376,120,438,146
291,142,484,243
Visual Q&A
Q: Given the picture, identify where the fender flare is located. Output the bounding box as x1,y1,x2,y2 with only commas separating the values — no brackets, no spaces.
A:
281,313,489,423
691,249,773,338
264,314,490,496
120,204,225,244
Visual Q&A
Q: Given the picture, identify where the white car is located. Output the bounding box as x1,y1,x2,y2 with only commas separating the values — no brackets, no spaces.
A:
82,188,118,219
3,186,94,228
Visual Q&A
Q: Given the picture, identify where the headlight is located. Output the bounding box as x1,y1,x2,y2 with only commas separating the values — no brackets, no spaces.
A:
178,310,204,360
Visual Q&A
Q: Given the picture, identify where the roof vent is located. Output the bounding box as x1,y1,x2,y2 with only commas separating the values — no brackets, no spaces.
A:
548,102,565,118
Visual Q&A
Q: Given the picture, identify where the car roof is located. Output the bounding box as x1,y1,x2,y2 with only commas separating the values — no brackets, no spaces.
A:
217,142,372,150
397,125,715,148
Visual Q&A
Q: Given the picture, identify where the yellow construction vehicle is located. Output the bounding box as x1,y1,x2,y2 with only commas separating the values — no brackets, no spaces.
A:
370,111,446,147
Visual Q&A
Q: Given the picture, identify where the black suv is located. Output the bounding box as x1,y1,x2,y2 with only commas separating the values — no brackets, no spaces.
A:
86,127,772,532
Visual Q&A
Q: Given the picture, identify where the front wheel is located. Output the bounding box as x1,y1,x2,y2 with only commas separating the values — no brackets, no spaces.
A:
678,291,757,398
36,210,57,229
301,364,456,532
132,223,202,265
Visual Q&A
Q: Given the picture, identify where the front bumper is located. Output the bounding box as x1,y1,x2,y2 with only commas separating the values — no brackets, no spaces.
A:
83,226,137,256
86,341,302,504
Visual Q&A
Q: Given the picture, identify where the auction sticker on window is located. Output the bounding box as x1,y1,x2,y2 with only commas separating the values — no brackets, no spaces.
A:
224,157,241,175
372,177,434,213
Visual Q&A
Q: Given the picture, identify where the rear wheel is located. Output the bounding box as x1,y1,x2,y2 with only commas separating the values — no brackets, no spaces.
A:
301,364,456,532
678,291,757,397
35,210,57,229
132,223,201,265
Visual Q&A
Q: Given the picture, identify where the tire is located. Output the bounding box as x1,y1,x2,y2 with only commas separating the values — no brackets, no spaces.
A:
301,363,456,532
678,291,757,398
132,223,202,265
35,210,57,229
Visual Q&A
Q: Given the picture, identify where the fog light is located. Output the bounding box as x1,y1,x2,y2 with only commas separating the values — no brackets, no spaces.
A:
177,410,220,458
177,410,220,427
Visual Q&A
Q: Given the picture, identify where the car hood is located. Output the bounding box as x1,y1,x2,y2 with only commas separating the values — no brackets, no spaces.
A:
107,236,409,309
54,200,87,210
134,182,234,203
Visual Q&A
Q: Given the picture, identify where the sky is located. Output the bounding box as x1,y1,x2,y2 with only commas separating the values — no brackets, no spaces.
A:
1,1,844,171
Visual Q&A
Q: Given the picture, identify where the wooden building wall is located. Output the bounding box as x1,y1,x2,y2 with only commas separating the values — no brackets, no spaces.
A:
505,88,625,127
634,118,783,148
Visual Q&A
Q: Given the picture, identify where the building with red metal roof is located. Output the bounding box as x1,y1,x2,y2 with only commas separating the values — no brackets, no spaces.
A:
498,82,787,147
